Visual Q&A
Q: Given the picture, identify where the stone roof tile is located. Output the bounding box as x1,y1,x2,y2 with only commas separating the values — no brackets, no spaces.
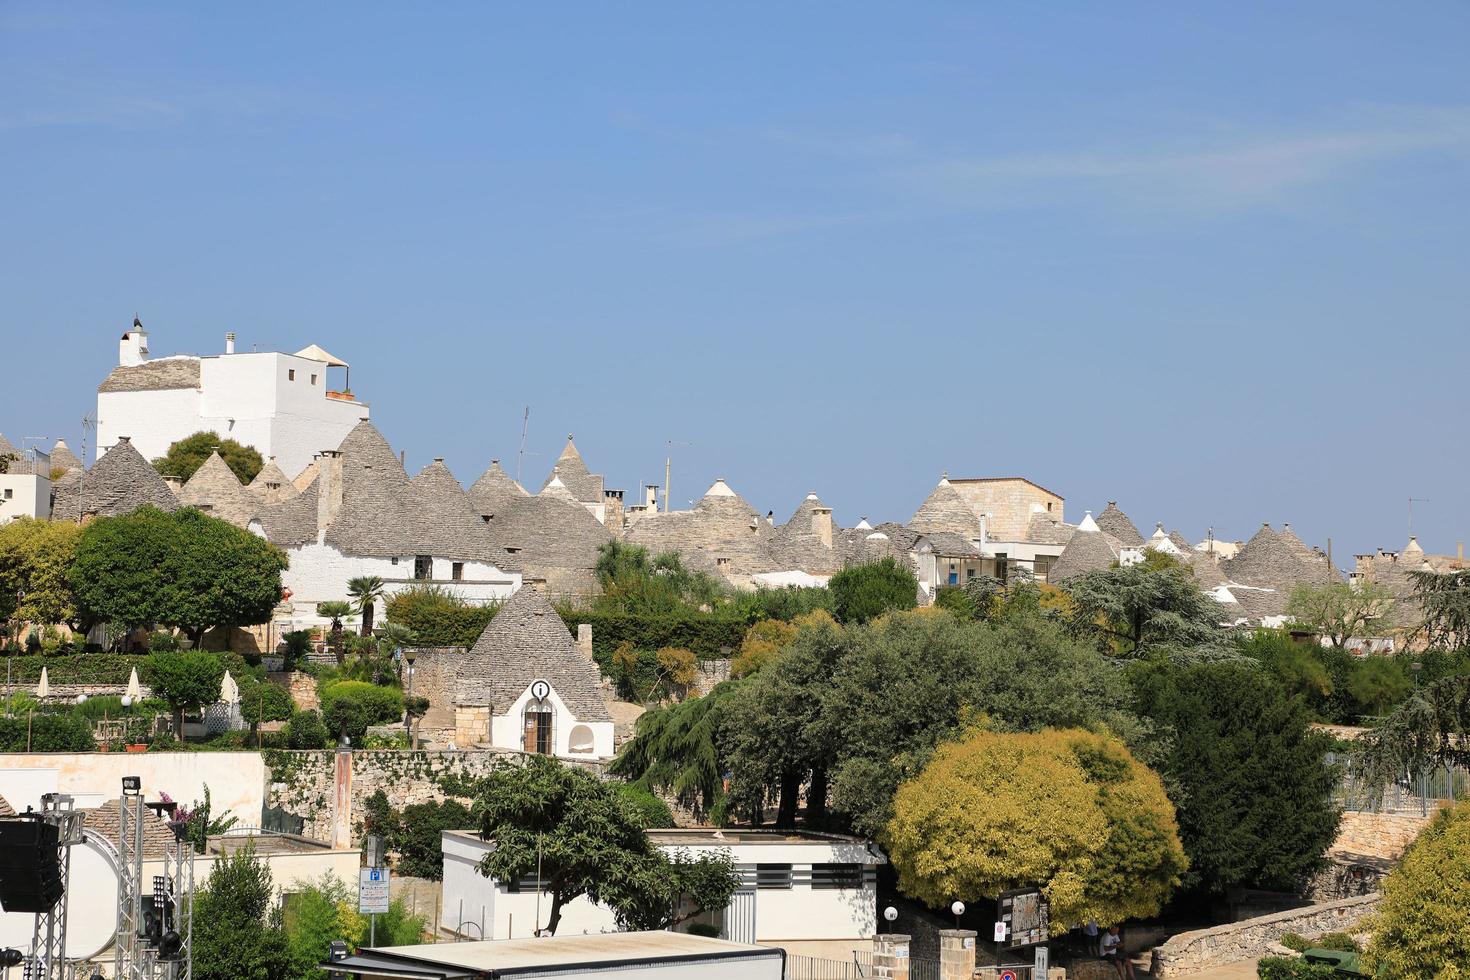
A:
97,358,201,393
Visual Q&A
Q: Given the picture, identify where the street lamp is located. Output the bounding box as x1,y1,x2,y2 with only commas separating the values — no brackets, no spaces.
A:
403,648,418,747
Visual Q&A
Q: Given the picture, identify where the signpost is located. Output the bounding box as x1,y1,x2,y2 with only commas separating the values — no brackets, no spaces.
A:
359,867,391,945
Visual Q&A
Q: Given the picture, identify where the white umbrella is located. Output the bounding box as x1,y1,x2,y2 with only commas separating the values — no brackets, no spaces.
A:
36,666,49,699
125,667,142,701
219,670,240,705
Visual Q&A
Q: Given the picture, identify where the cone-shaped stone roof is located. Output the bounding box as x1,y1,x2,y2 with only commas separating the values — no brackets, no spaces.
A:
49,440,82,473
252,475,320,548
539,472,582,506
540,436,603,504
179,452,258,527
408,460,517,565
910,477,980,536
488,492,612,597
456,586,610,721
292,461,320,492
248,458,300,506
322,421,414,558
51,437,179,520
1096,502,1145,547
1048,515,1119,581
469,459,529,519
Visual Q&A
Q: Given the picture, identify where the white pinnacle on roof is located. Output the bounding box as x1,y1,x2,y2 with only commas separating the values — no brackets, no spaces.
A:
540,473,580,505
1076,511,1100,533
1404,536,1425,556
854,518,873,530
704,479,737,498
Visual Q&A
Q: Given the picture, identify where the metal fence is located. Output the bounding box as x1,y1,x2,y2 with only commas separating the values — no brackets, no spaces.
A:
1330,751,1470,815
785,952,941,980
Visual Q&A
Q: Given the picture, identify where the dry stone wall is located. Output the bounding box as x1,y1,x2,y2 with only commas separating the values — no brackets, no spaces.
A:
1149,894,1379,977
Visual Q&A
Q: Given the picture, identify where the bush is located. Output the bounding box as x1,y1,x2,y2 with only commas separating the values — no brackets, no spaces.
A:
385,586,497,647
284,710,330,749
1256,957,1336,980
320,681,403,724
571,610,749,659
0,654,149,685
1365,799,1470,974
828,558,918,624
395,800,472,879
618,785,675,829
0,713,96,751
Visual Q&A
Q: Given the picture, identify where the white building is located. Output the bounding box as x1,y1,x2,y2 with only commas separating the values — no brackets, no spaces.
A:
250,421,522,632
0,445,50,525
97,320,367,479
441,827,885,958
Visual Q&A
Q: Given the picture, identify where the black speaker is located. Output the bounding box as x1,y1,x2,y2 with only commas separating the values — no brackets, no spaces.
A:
0,817,63,914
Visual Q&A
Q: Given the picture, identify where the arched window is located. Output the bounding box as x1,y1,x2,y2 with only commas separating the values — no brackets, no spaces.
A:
568,724,595,754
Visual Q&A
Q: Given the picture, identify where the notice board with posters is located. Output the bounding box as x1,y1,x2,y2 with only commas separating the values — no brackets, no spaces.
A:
998,887,1049,949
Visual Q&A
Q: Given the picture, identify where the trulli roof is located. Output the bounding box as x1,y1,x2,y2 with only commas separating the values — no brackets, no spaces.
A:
292,461,320,492
49,440,82,472
1096,502,1145,547
1048,517,1120,582
248,458,300,505
540,436,603,504
910,478,980,536
455,586,610,721
97,357,201,393
408,460,519,566
1026,513,1076,546
179,452,258,526
253,476,321,548
1224,524,1337,595
488,492,611,589
53,437,180,519
468,459,529,518
321,421,415,558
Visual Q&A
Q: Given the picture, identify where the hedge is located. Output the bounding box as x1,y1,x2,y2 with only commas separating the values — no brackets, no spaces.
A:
561,611,748,659
0,654,149,686
0,714,97,752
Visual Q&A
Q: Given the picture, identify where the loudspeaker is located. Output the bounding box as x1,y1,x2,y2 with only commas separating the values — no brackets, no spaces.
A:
0,818,63,913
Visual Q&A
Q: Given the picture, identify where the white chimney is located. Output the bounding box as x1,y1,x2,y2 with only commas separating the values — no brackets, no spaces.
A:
225,331,236,354
119,321,149,367
644,484,659,509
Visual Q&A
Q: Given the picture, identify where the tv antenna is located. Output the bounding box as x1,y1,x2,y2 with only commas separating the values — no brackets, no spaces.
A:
516,407,541,484
664,441,691,514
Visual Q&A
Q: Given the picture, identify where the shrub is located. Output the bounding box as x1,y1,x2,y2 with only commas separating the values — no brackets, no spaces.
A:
385,586,497,647
284,710,330,749
395,800,472,880
0,713,97,752
618,785,675,829
828,558,918,624
0,654,149,685
1256,957,1336,980
1365,799,1470,975
320,681,403,724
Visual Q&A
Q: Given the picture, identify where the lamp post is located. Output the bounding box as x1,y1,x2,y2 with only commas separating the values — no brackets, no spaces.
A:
403,648,418,748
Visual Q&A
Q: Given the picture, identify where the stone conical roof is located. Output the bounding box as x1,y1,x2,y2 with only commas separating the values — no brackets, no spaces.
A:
292,461,320,492
469,459,529,518
540,435,603,504
49,440,82,473
248,457,299,505
408,460,517,565
456,586,609,721
1223,524,1338,609
1278,524,1313,561
179,451,258,526
1048,514,1119,582
1096,502,1145,547
253,475,320,548
539,472,583,506
910,477,980,536
489,492,612,597
322,421,414,557
54,437,179,520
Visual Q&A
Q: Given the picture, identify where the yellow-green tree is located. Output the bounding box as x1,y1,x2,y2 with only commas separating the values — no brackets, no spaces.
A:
1365,799,1470,977
0,519,80,638
732,619,798,677
885,727,1186,926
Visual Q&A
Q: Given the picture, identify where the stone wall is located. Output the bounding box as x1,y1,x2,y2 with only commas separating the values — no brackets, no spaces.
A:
1149,894,1380,977
268,671,319,711
264,748,604,844
404,647,467,711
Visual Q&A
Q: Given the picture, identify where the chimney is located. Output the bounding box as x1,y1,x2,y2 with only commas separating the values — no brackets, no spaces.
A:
161,474,184,494
225,331,236,354
119,321,149,367
316,450,345,532
644,484,659,510
577,624,593,658
812,507,833,548
1459,541,1465,562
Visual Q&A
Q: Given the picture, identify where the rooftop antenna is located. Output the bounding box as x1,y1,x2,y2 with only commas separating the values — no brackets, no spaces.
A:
1409,497,1430,540
664,440,691,514
77,414,96,524
516,407,540,484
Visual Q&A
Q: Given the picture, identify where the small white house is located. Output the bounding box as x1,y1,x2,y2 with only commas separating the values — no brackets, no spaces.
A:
441,827,885,959
451,585,614,759
0,447,50,525
97,321,368,479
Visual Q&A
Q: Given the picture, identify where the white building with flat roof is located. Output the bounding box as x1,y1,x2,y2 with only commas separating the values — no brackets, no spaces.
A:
441,827,885,959
96,320,367,479
0,447,50,525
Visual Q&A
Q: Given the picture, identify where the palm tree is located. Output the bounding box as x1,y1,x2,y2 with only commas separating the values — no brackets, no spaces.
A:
317,601,353,665
347,576,387,636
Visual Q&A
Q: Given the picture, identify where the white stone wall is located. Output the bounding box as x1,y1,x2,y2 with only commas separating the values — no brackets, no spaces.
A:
0,473,49,523
98,386,203,462
488,684,614,759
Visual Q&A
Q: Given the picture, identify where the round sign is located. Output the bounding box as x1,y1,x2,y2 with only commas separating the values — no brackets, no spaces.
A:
531,680,551,701
999,972,1018,980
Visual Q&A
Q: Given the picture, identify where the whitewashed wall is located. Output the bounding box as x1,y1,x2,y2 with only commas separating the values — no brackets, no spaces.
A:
275,543,520,619
98,386,203,461
0,752,266,825
488,684,614,759
0,473,49,523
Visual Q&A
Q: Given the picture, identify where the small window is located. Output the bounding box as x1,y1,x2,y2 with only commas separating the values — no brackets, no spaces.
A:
716,557,730,567
504,872,544,893
2,489,11,500
390,557,399,566
505,546,521,555
288,369,296,381
1046,501,1054,512
452,562,464,581
310,374,318,385
414,555,432,580
811,863,863,890
756,864,793,889
481,515,492,523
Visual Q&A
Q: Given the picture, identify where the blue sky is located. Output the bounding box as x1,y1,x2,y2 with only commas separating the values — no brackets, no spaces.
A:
2,3,1467,560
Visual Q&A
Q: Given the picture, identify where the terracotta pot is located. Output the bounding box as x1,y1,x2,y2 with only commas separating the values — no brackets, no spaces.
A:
125,744,148,753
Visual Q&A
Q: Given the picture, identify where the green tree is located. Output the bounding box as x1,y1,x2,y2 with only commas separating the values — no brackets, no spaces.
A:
1130,660,1340,897
885,726,1186,926
395,799,472,879
282,872,364,980
192,844,291,980
1364,799,1470,977
1344,656,1412,719
1286,580,1396,649
316,600,353,664
610,680,745,821
1237,630,1335,718
1407,568,1470,649
347,575,386,636
827,557,918,624
384,584,497,646
821,608,1142,838
1353,673,1470,793
239,677,295,745
284,709,331,749
70,507,286,644
1060,557,1224,656
0,519,80,639
153,431,264,483
472,756,738,934
593,541,730,616
145,650,225,735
